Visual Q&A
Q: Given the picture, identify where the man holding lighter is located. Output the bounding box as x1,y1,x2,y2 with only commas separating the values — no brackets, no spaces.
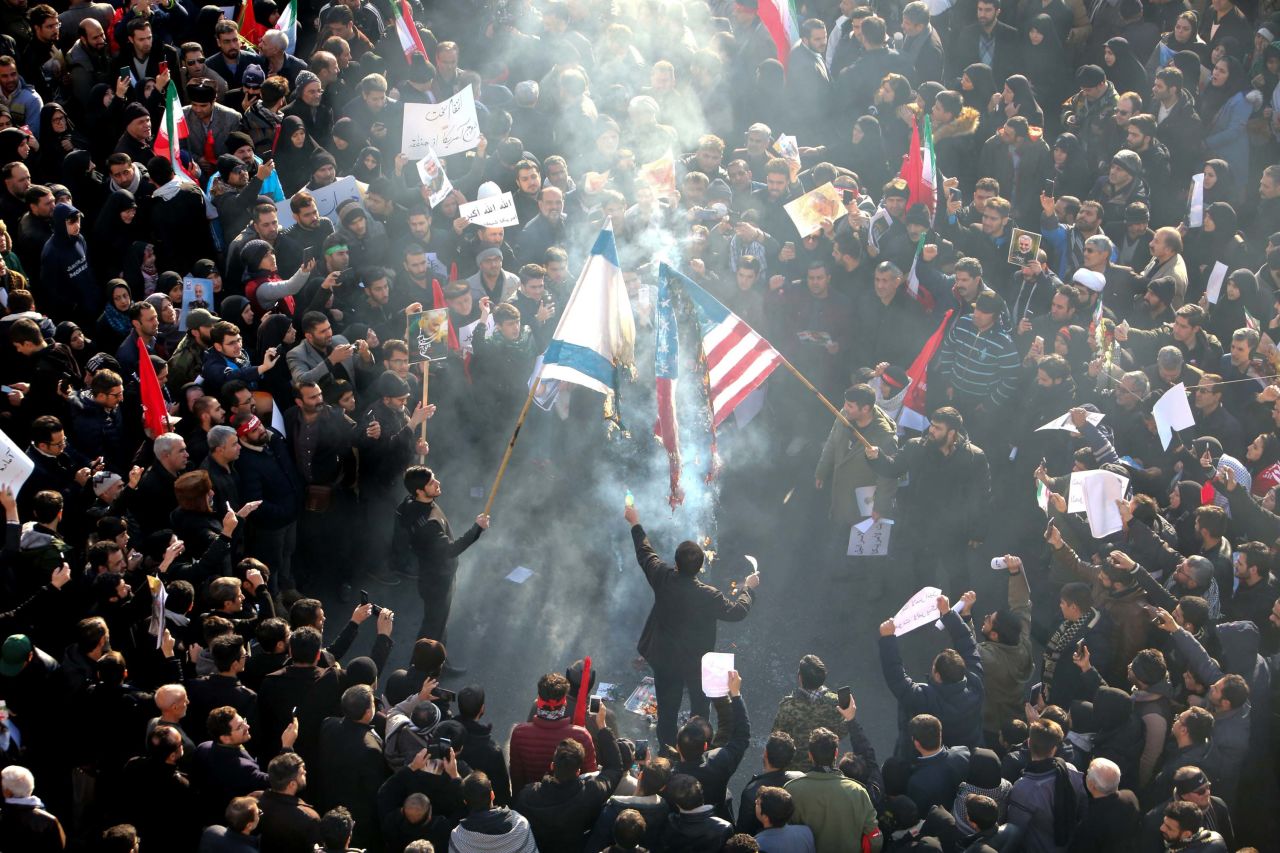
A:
624,500,759,748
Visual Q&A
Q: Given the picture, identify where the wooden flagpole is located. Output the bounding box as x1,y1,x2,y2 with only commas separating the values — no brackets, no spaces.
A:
482,365,545,516
777,356,873,450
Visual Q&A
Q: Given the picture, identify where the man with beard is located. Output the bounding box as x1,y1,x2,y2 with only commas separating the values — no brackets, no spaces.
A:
254,752,322,852
397,465,488,658
166,308,216,392
865,407,990,592
234,413,302,593
288,312,359,391
358,371,431,585
750,158,801,266
206,19,261,88
67,18,111,108
515,186,568,267
286,379,358,599
283,69,333,149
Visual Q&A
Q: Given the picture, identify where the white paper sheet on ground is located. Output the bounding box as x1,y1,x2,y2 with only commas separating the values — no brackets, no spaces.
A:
745,556,758,573
505,566,534,584
847,519,892,556
1067,469,1130,537
0,428,33,494
1205,263,1229,304
1036,409,1105,432
855,485,875,517
700,652,734,698
893,586,942,635
1188,173,1205,228
1153,382,1196,449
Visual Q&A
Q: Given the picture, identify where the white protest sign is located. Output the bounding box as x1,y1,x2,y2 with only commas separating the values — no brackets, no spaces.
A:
1036,409,1105,432
0,428,33,494
401,87,481,159
416,146,453,207
178,276,214,331
1068,469,1130,538
700,652,734,698
459,192,519,228
277,175,365,229
1205,262,1228,304
1188,173,1205,228
892,586,942,635
855,485,875,517
848,518,892,556
1153,382,1196,449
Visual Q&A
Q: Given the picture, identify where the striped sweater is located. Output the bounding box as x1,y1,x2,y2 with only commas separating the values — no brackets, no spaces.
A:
936,315,1022,407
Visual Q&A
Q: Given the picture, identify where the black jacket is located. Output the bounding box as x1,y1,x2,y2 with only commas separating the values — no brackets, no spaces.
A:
867,435,991,544
314,717,390,849
735,768,804,834
513,726,625,851
186,673,259,744
236,434,303,530
1068,790,1142,852
587,794,672,852
672,696,751,821
631,524,752,667
660,806,734,852
948,21,1021,85
398,497,483,590
256,664,343,763
461,717,514,806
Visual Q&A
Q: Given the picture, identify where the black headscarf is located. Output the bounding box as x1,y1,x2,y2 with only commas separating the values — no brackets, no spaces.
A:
1026,15,1070,108
0,128,29,166
1105,37,1149,95
1171,50,1205,105
1199,55,1247,120
329,117,366,172
272,114,319,195
219,295,257,351
1003,74,1045,127
61,149,107,222
350,145,383,182
90,190,141,280
36,104,89,183
962,63,996,110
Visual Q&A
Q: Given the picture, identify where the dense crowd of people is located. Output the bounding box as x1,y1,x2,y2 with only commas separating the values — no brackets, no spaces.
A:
0,0,1278,849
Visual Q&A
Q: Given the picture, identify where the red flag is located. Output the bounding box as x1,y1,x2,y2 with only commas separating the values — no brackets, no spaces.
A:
898,117,934,214
238,0,267,45
571,656,592,727
137,338,168,437
1200,481,1215,505
899,310,953,433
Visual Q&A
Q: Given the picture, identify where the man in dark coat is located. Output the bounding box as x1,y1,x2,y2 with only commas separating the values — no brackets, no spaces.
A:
194,704,297,824
397,465,488,656
880,594,985,758
947,0,1020,85
145,156,215,276
866,407,991,593
255,627,342,764
672,673,752,820
1069,757,1142,850
513,715,624,851
314,684,391,851
234,414,302,591
457,685,513,806
624,501,758,748
785,19,832,140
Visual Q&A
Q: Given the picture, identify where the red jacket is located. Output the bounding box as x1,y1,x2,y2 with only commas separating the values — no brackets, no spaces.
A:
507,716,597,794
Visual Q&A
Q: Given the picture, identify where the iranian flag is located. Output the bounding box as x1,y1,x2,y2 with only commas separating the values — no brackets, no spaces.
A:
758,0,799,67
153,79,194,182
899,115,937,217
899,310,952,433
393,0,427,61
905,235,936,312
273,0,297,53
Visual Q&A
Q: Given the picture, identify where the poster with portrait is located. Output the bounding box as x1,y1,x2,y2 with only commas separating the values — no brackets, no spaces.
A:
1008,228,1042,267
784,182,847,237
406,309,450,363
416,146,453,207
